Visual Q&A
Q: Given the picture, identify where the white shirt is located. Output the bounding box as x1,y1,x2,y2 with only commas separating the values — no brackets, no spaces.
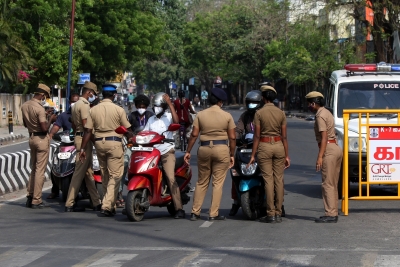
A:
143,112,174,155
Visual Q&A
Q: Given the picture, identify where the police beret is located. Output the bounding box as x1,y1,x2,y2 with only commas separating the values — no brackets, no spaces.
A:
37,83,51,96
305,91,324,99
211,87,227,101
102,84,117,92
260,85,277,94
83,81,98,95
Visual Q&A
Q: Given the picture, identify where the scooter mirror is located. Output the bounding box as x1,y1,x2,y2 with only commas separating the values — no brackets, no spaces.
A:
167,123,180,132
115,126,128,134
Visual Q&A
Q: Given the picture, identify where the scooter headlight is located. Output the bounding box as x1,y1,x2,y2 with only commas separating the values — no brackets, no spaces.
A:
136,135,155,144
241,163,257,176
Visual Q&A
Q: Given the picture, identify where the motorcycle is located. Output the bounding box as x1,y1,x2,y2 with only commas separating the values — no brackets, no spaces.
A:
51,131,78,202
116,124,192,222
230,132,265,220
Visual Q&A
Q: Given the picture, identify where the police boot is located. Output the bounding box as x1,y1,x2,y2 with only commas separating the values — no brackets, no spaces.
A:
26,196,33,208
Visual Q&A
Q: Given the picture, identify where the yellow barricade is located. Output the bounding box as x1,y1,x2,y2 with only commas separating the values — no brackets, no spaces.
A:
342,109,400,215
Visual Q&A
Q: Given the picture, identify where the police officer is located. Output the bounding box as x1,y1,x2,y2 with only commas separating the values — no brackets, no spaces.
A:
229,90,262,216
184,87,236,221
79,84,132,216
306,91,343,223
248,85,290,223
65,82,101,212
21,84,57,209
47,93,80,199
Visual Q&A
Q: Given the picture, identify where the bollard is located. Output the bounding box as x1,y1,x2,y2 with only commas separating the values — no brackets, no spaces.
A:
8,110,13,134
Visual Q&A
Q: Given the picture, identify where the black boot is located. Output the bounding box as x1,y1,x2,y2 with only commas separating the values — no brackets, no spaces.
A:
229,203,240,216
26,196,33,208
281,205,286,217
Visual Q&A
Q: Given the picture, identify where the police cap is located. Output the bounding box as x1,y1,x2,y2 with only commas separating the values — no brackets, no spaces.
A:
37,83,51,96
211,87,227,101
102,84,117,92
260,85,277,94
305,91,324,99
83,81,98,95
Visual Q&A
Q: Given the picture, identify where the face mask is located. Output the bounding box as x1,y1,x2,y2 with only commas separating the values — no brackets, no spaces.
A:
221,104,223,108
88,94,96,103
248,103,258,109
137,108,146,115
114,96,117,102
308,104,315,113
40,96,47,106
70,103,76,108
154,107,164,115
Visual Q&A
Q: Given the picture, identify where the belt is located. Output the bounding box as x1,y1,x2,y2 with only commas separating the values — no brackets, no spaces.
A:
260,136,281,142
75,132,84,137
318,139,337,148
29,132,47,136
95,137,122,142
200,140,228,146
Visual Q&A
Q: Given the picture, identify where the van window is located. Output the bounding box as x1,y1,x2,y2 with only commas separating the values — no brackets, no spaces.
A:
337,82,400,117
328,82,335,108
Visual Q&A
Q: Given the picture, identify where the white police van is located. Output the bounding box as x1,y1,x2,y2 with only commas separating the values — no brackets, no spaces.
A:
326,62,400,196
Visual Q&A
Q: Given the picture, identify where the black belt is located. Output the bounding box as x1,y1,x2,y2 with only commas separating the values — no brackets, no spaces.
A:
29,132,47,136
200,140,227,146
95,137,122,142
75,132,84,137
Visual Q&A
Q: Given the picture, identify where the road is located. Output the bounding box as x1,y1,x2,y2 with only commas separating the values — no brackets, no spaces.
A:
1,109,400,266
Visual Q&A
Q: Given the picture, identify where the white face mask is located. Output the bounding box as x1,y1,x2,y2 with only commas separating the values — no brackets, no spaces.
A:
88,94,96,103
41,96,47,106
70,103,76,108
154,107,164,115
137,108,146,115
114,96,117,102
248,103,258,109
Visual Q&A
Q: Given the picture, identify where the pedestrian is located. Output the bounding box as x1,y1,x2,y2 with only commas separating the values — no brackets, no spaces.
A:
64,82,101,212
47,93,80,199
193,94,200,107
79,84,133,216
21,83,57,209
305,91,343,223
248,84,290,223
173,90,197,139
142,92,186,219
229,90,262,216
201,90,208,108
128,93,134,111
184,87,236,221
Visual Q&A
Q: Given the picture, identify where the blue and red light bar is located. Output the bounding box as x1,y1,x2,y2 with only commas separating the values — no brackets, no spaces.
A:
344,62,400,72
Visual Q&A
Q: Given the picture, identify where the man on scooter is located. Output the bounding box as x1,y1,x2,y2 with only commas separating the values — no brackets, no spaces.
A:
128,94,154,132
143,92,186,219
229,90,262,216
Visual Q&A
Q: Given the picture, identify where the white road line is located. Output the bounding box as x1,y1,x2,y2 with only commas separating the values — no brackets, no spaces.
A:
199,221,213,228
0,251,48,267
72,249,113,267
277,255,315,267
186,254,226,266
87,253,138,267
374,255,400,267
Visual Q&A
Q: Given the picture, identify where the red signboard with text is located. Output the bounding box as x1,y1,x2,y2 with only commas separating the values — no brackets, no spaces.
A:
369,126,400,182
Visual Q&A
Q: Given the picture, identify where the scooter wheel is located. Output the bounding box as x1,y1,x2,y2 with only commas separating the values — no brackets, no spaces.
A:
126,190,146,222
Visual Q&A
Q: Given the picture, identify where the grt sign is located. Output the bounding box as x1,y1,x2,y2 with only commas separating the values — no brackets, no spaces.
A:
369,127,400,181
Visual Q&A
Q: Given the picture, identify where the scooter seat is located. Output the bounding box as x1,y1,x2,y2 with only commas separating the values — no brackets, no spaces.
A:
175,151,186,170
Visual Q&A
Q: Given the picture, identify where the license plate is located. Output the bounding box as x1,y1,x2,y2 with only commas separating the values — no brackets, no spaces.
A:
131,147,153,151
58,152,71,159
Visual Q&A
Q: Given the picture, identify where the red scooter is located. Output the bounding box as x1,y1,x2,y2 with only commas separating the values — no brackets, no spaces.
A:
116,124,192,222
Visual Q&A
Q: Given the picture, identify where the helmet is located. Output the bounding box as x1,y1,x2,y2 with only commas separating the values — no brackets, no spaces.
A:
245,90,262,112
152,92,167,108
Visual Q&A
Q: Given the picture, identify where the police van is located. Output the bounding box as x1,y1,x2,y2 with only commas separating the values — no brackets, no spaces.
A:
326,62,400,196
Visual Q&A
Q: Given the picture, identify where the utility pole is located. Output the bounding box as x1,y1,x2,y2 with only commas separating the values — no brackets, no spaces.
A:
66,0,76,109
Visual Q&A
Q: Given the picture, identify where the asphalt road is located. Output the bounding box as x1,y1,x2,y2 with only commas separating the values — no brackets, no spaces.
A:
1,109,400,266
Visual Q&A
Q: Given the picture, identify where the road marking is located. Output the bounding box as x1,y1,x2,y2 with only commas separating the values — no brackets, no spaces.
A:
72,249,113,267
176,251,201,267
277,255,315,266
0,250,48,267
361,252,378,267
186,254,226,266
374,255,400,267
87,253,138,267
199,221,213,228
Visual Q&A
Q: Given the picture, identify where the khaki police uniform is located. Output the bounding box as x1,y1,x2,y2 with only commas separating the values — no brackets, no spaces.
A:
21,95,50,205
253,103,286,217
314,107,343,216
191,105,236,217
65,97,101,208
86,99,131,212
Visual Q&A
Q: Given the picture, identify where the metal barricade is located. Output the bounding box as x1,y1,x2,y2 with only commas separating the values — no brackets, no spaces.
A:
342,109,400,215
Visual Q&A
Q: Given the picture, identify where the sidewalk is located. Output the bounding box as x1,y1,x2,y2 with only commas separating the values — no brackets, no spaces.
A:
0,125,28,146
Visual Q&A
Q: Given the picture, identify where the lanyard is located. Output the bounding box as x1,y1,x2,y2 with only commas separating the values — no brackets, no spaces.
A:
138,115,146,126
